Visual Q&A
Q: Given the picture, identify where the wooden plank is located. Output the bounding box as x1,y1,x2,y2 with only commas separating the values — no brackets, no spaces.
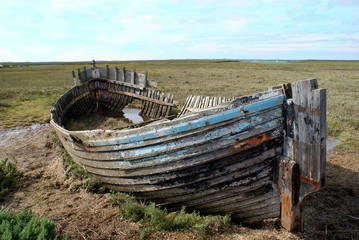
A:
156,93,165,118
131,69,135,84
72,71,77,86
66,111,282,164
115,66,119,80
123,67,126,82
151,91,161,117
165,94,173,116
106,65,110,79
280,78,326,232
145,72,148,87
145,89,154,116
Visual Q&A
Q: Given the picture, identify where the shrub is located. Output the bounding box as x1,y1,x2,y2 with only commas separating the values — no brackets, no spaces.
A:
109,191,231,239
0,208,68,240
0,158,22,198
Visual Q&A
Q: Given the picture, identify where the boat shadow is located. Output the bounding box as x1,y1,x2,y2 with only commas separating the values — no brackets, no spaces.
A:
300,158,359,239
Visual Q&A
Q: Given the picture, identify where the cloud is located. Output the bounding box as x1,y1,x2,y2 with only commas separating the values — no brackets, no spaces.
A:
50,48,152,62
158,35,186,43
94,34,133,44
0,48,24,62
122,14,162,31
225,18,247,31
185,32,359,56
50,33,71,39
50,0,68,9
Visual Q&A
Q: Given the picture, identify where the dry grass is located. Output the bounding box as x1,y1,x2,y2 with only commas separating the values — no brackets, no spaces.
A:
2,60,358,149
1,60,359,239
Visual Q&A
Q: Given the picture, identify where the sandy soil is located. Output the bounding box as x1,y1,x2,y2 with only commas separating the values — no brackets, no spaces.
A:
0,125,358,239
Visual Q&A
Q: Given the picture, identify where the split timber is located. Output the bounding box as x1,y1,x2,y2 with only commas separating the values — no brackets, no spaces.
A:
51,66,326,231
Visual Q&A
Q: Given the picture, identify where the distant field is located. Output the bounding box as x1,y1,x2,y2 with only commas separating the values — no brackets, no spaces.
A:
1,60,358,150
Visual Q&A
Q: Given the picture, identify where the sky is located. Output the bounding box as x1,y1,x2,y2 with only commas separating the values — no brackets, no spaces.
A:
0,0,358,62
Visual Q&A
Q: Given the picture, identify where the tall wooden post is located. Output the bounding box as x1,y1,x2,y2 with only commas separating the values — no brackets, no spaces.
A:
280,79,326,231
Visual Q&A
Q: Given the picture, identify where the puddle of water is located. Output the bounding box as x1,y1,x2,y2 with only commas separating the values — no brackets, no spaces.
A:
326,138,341,152
123,108,144,124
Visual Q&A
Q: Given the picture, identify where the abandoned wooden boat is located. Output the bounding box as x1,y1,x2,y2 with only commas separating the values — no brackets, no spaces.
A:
50,64,326,231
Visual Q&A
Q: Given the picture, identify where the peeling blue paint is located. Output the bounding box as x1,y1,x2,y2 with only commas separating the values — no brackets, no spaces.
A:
90,96,284,147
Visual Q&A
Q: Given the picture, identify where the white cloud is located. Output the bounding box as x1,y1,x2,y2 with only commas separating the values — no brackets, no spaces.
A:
122,14,162,31
158,35,186,43
51,0,68,9
18,46,56,55
0,48,24,62
50,33,71,39
50,49,152,62
225,19,247,31
185,32,355,54
186,43,225,52
94,34,132,44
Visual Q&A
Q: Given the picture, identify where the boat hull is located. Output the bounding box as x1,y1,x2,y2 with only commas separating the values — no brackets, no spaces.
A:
51,82,285,223
51,71,326,231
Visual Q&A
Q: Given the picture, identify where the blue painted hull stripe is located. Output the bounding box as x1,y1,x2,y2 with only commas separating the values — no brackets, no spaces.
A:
90,95,284,147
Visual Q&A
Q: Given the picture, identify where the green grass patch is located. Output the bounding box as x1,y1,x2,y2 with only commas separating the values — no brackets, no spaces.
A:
109,191,231,239
0,158,23,199
0,208,68,240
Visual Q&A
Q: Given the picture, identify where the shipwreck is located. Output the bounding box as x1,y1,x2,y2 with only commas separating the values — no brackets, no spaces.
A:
50,62,326,231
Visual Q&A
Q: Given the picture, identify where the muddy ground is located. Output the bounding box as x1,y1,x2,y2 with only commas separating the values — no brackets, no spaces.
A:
0,125,358,239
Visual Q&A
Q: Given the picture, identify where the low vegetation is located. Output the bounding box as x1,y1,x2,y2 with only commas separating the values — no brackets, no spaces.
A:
49,131,107,194
0,158,22,198
0,159,67,239
109,191,231,239
0,208,68,240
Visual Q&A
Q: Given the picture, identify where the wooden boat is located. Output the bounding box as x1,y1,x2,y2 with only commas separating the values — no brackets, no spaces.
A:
50,63,326,231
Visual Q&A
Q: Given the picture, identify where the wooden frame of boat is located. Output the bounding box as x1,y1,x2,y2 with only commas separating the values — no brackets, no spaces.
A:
50,63,326,232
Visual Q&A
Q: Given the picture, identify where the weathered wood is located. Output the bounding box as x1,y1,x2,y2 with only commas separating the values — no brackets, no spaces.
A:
145,72,148,87
131,69,135,84
280,159,302,231
179,95,233,117
51,74,326,228
123,67,126,82
281,78,326,232
72,71,77,86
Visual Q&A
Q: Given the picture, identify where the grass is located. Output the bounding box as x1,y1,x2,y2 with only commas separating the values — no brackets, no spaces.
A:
49,131,107,194
1,60,358,150
109,191,231,239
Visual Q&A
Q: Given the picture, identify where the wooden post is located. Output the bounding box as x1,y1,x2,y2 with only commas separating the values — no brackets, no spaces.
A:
91,59,96,68
280,79,326,231
72,71,77,86
145,72,148,87
83,66,87,81
131,69,136,84
280,159,303,231
123,67,126,82
115,66,118,81
106,65,109,79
